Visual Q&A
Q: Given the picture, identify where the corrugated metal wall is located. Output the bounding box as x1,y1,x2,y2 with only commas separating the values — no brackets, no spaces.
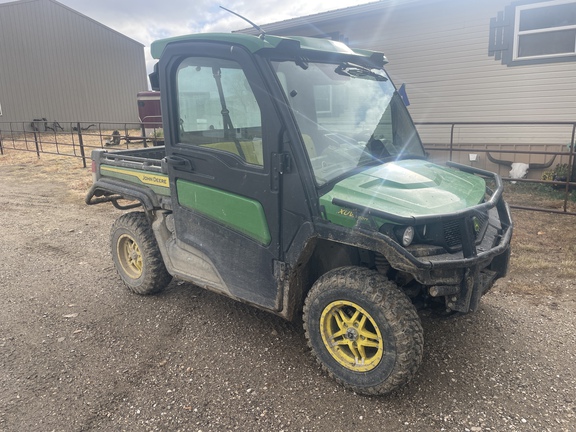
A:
0,0,147,125
257,0,576,173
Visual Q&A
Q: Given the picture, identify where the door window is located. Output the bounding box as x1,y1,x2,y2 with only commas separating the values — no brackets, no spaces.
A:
175,57,264,166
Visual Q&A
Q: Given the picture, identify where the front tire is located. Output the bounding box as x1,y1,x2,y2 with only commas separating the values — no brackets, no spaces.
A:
303,266,423,395
110,212,172,295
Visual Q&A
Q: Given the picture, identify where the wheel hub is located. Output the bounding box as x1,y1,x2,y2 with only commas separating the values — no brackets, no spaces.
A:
346,327,358,341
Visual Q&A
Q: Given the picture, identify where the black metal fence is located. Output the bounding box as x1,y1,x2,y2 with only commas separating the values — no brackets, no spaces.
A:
2,119,576,214
0,121,162,168
416,121,576,215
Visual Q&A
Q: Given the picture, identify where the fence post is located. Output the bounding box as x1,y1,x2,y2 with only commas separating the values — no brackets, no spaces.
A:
563,123,576,213
77,122,87,168
33,131,40,158
0,130,3,155
449,123,455,162
141,123,148,148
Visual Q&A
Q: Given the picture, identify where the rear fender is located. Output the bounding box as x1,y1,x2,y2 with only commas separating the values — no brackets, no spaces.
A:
85,178,159,211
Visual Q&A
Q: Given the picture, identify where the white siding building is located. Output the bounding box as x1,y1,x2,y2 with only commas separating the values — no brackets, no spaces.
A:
0,0,147,126
241,0,576,175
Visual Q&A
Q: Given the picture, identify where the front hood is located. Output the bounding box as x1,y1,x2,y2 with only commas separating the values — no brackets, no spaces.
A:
320,159,486,226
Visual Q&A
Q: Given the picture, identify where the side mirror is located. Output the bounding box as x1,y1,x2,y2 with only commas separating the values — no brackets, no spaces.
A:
398,83,410,107
149,63,160,91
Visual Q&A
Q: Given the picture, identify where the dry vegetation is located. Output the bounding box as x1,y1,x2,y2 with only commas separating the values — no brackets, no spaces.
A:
504,180,576,213
0,148,93,199
496,182,576,300
0,129,145,198
504,207,576,299
1,147,575,302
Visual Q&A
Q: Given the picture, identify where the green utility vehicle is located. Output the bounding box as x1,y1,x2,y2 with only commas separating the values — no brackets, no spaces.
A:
86,32,512,395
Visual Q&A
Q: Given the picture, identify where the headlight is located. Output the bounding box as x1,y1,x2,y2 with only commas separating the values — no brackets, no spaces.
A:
398,226,415,247
472,216,481,235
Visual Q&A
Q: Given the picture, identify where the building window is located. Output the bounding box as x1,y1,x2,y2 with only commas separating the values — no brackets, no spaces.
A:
489,0,576,66
514,0,576,60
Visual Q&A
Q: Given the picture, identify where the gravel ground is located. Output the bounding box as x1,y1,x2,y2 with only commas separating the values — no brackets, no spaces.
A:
0,161,575,432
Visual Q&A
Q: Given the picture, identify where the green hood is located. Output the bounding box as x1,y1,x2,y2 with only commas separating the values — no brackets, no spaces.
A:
320,159,486,227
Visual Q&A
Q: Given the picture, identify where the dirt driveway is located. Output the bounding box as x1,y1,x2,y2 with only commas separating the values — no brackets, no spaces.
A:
0,157,575,432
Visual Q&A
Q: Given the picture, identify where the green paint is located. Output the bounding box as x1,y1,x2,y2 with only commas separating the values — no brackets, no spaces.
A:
176,180,271,245
152,33,279,58
321,160,486,227
100,166,170,196
151,33,384,62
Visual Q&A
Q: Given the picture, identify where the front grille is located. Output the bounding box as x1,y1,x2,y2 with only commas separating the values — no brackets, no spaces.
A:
443,219,462,248
442,212,489,248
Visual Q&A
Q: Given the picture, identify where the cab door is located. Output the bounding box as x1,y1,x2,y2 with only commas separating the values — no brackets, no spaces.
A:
160,42,284,310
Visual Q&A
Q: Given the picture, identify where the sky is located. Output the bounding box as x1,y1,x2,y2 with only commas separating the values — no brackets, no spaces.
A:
1,0,381,73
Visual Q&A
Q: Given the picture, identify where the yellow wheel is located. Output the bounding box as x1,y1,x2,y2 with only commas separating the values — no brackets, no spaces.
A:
110,212,172,295
320,300,383,372
116,234,144,279
303,266,423,395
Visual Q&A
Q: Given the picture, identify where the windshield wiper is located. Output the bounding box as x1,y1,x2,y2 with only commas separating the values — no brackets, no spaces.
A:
394,152,428,161
334,62,388,81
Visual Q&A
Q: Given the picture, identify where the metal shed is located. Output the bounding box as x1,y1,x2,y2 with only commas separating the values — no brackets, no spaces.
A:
0,0,147,126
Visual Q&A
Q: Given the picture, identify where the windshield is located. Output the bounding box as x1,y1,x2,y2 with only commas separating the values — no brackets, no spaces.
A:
272,60,425,185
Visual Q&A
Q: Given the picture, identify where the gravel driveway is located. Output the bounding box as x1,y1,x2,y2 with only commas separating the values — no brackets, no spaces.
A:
0,162,575,431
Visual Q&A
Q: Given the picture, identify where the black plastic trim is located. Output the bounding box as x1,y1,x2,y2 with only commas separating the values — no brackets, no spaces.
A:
85,178,160,210
316,201,511,273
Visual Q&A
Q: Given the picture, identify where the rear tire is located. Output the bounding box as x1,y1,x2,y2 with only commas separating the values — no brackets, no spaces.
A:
110,212,172,295
303,266,423,395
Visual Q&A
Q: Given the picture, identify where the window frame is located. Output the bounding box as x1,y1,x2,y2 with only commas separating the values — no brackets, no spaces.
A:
513,0,576,61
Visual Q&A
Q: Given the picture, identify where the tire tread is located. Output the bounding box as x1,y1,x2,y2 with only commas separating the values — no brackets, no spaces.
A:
110,212,172,295
303,266,423,395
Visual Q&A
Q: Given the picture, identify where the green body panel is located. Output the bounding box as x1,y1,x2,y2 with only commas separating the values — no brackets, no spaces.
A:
176,179,271,245
151,32,384,62
321,160,486,227
100,166,170,196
